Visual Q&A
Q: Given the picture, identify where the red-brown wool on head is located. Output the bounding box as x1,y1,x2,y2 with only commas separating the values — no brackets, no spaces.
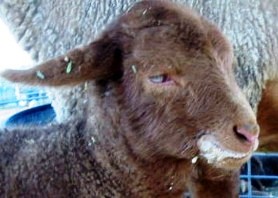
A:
0,0,260,197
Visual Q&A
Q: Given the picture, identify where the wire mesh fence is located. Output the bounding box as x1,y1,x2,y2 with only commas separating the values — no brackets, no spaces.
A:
240,153,278,197
0,81,49,110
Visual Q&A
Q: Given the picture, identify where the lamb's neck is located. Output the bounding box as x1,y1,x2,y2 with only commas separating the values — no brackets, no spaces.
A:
86,123,190,197
84,98,190,196
133,158,191,197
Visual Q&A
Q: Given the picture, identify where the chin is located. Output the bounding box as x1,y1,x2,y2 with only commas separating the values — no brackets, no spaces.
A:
196,134,259,170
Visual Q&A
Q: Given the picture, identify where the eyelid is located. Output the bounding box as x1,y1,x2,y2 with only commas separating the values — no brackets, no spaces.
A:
148,74,173,84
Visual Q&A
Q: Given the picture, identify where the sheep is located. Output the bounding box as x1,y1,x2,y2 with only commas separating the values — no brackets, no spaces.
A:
257,81,278,151
0,0,260,197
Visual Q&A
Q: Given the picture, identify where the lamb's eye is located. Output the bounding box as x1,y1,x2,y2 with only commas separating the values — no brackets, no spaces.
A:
149,74,172,84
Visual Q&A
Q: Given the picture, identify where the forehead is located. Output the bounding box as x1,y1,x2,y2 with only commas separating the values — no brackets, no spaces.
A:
130,26,210,71
133,24,206,53
121,1,215,71
123,1,209,50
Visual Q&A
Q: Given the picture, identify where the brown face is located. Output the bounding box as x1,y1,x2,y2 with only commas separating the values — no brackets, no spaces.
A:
1,0,259,170
120,5,259,170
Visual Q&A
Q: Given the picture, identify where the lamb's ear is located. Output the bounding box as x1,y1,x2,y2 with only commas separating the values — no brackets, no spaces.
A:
1,38,122,86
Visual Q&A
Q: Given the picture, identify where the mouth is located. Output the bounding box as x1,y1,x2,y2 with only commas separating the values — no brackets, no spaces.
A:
196,134,258,169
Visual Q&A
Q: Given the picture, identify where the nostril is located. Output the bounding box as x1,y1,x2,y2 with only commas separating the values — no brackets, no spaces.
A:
233,124,259,144
233,126,248,142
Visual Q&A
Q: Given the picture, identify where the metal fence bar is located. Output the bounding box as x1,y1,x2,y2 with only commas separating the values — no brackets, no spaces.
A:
241,175,278,179
252,153,278,157
0,96,49,106
240,196,276,198
247,159,252,197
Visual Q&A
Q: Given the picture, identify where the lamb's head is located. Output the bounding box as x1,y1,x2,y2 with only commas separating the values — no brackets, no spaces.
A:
1,0,259,170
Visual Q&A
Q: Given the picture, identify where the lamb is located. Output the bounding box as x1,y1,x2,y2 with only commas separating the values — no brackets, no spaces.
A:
0,0,260,197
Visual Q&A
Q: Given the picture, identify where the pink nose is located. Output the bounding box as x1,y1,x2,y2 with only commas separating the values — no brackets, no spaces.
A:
234,124,259,144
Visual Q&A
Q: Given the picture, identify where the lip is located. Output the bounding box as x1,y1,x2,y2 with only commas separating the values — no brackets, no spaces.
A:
197,134,256,165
